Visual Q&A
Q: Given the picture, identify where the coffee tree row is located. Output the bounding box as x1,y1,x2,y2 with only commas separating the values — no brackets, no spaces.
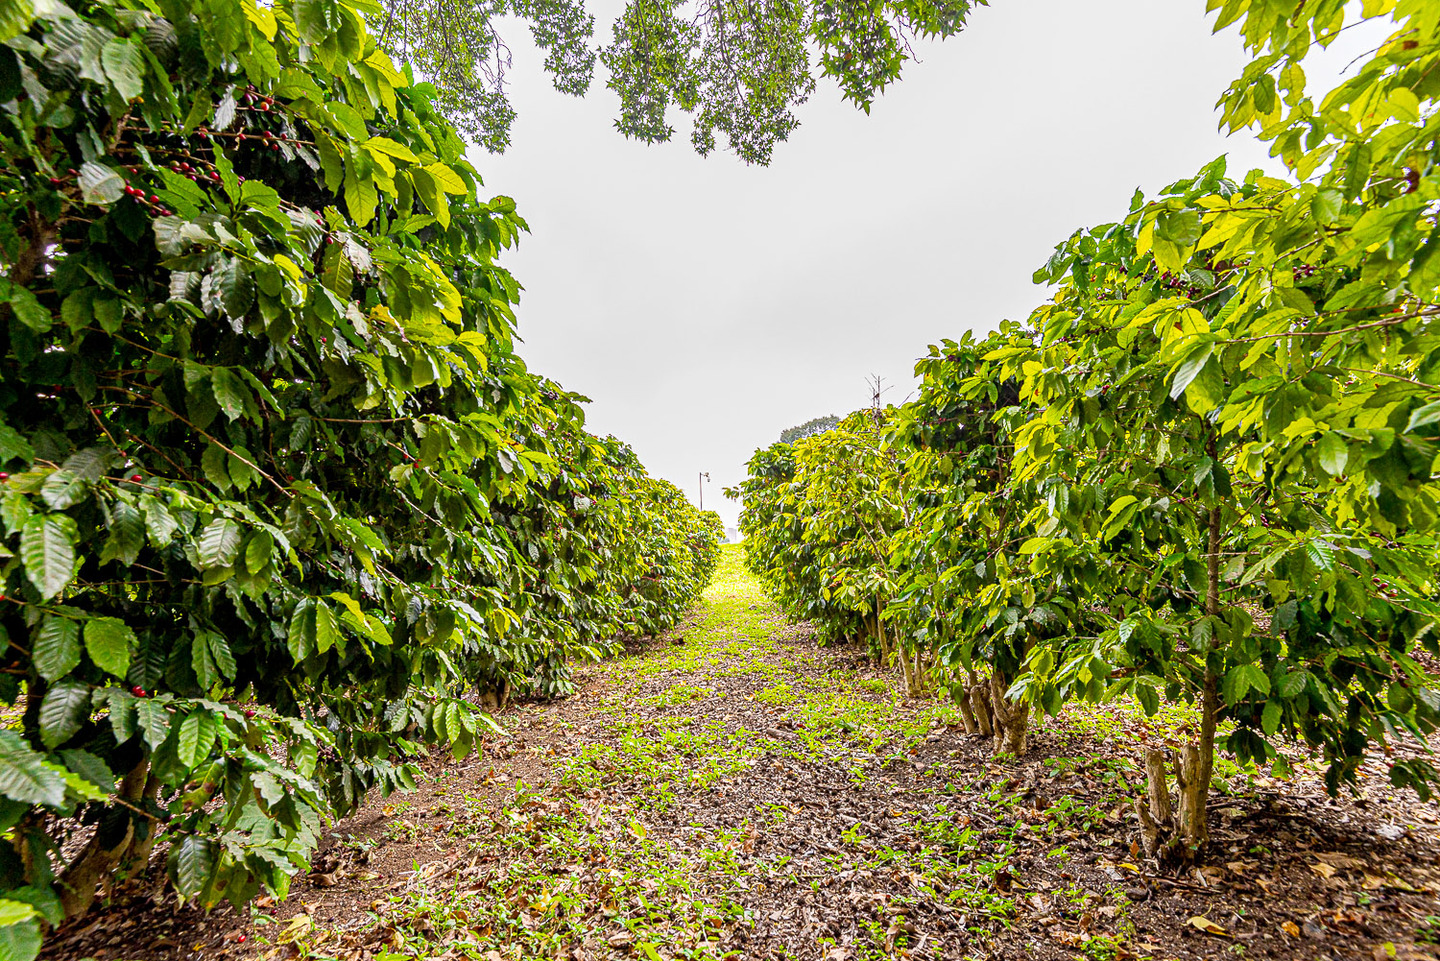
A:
734,0,1440,868
0,0,721,954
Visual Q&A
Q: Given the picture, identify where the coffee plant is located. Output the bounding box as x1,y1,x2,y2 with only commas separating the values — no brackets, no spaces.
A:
886,324,1085,757
734,0,1440,869
0,0,720,953
730,408,937,695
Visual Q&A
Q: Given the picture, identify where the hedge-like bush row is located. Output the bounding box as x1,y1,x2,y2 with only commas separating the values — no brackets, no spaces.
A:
0,0,720,950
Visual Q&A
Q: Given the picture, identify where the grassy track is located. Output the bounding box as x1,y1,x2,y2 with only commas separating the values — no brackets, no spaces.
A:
357,545,1022,960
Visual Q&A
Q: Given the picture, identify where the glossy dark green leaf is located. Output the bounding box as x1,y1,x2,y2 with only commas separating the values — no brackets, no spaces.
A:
84,618,133,679
32,617,79,683
20,514,76,601
57,749,116,795
198,518,242,569
38,681,90,749
101,499,144,566
0,731,65,807
210,368,251,423
170,836,216,899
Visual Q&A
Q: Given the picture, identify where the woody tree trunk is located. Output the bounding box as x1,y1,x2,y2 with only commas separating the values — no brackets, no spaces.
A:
1138,497,1220,866
988,667,1029,756
57,757,152,918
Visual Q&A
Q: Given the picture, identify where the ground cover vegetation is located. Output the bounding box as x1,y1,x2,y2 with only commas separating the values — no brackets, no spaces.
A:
733,0,1440,880
0,0,721,954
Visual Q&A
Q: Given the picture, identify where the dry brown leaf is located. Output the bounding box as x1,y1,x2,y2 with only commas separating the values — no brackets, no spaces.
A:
1315,852,1363,868
1188,916,1229,937
1310,861,1338,879
1281,921,1301,938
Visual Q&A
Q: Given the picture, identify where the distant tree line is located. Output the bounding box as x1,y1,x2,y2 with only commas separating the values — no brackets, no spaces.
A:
779,416,840,445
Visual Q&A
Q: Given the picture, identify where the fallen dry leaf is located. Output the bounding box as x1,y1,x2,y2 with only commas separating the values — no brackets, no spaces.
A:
1282,920,1301,938
1188,916,1229,937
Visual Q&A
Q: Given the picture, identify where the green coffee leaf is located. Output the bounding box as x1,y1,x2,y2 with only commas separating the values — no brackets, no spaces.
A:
210,368,251,422
100,38,143,101
1276,670,1308,698
83,618,134,679
32,616,80,682
314,601,341,654
1317,432,1347,476
21,514,77,601
198,518,242,569
214,259,254,320
191,633,218,689
1223,664,1271,706
39,470,88,511
38,681,90,748
0,279,51,331
78,162,124,205
209,633,236,681
101,498,145,566
58,749,116,795
0,730,65,807
176,711,217,768
136,699,169,750
1261,699,1283,735
170,836,216,899
0,907,41,961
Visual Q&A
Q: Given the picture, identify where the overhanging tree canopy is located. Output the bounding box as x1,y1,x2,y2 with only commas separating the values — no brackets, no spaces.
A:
368,0,982,162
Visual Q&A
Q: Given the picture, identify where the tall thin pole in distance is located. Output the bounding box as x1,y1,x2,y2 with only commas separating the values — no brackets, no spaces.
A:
699,471,710,510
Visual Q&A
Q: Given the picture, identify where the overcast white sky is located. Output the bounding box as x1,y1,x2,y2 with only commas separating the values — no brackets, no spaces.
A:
469,1,1376,529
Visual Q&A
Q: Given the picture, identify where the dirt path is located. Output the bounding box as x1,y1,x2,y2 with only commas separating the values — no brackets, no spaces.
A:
47,547,1440,961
